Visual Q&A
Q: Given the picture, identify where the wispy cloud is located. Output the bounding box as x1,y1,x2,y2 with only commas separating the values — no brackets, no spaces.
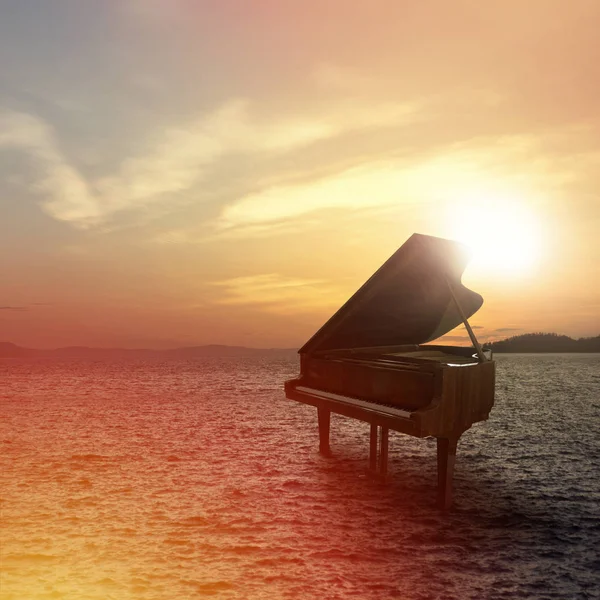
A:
0,306,28,311
214,144,519,234
95,99,335,211
217,162,403,230
211,274,347,314
437,335,470,343
214,121,600,243
1,98,417,230
94,98,417,224
0,110,99,226
152,217,315,245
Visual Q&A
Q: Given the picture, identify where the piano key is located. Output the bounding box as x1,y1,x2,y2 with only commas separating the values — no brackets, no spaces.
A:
295,386,413,419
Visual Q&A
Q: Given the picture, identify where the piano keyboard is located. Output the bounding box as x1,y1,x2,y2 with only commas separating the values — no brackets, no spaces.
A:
295,386,413,419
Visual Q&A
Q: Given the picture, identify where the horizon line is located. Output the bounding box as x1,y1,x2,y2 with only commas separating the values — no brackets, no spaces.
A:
2,331,598,353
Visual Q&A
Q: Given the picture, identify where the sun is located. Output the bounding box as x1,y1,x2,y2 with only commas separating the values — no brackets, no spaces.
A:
447,193,542,275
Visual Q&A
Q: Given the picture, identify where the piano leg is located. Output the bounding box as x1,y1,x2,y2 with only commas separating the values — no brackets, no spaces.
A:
369,424,378,471
380,428,389,477
367,425,390,481
436,437,458,510
317,408,331,456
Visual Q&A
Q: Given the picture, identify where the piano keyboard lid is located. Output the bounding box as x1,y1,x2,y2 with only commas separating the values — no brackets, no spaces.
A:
300,233,484,354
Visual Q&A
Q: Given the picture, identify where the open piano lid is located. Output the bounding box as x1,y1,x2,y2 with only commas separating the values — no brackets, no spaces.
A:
300,233,483,354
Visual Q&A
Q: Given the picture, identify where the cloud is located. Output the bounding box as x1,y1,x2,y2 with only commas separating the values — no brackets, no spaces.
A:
152,217,316,245
0,110,100,226
94,98,339,210
494,327,523,332
4,78,594,240
1,97,417,230
211,274,347,314
215,141,529,233
217,162,406,230
0,303,52,311
96,98,416,217
136,117,599,249
437,335,470,342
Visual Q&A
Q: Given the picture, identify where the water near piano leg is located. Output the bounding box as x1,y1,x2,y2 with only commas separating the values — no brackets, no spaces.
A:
1,354,598,599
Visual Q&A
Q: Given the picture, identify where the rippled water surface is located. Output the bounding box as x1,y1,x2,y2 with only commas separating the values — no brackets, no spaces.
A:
1,354,599,599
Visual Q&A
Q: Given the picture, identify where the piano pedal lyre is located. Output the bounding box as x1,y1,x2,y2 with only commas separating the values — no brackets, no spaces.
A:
366,424,391,482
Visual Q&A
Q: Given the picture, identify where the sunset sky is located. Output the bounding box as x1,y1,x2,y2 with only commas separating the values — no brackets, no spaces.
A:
1,0,598,349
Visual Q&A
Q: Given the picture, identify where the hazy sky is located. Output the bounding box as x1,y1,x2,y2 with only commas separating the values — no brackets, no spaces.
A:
1,0,598,348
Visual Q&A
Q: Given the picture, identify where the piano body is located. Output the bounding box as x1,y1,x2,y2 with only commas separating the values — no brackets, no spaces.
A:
284,233,495,509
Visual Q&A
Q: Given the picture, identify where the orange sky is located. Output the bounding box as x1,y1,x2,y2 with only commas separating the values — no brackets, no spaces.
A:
0,1,598,348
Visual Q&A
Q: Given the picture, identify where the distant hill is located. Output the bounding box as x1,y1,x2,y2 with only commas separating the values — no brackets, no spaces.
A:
487,333,600,353
0,342,36,358
0,342,298,359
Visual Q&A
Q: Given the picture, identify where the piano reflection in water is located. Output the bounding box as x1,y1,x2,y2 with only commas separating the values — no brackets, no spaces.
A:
284,233,495,509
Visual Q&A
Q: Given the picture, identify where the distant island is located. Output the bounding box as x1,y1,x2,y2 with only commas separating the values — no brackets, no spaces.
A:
486,333,600,353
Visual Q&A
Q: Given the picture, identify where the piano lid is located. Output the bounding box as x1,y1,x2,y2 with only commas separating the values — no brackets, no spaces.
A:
300,233,483,354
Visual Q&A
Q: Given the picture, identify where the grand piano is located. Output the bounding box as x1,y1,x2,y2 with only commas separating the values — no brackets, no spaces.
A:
284,233,495,509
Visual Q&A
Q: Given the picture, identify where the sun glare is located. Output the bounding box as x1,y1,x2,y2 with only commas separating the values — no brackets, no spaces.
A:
448,194,542,275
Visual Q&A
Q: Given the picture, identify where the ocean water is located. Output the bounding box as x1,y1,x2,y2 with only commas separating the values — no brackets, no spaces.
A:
1,354,598,600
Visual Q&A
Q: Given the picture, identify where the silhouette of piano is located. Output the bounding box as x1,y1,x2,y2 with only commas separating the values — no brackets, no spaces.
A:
284,233,495,509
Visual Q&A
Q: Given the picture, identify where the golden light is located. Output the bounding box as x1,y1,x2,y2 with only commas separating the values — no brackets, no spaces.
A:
447,192,543,276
